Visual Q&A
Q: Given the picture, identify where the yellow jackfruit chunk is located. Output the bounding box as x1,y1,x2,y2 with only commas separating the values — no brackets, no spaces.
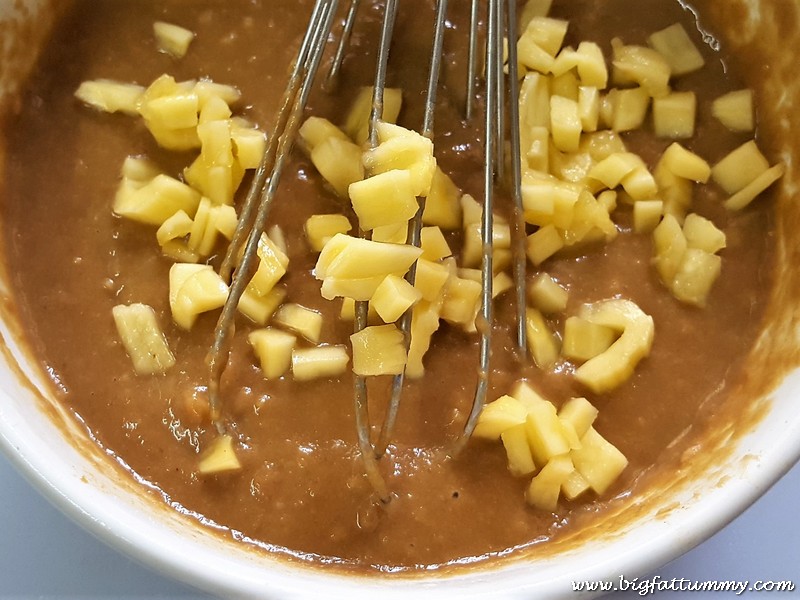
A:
168,263,229,330
570,427,628,494
528,272,568,314
502,424,537,477
299,116,350,152
474,394,529,440
111,303,175,375
343,86,403,145
647,22,705,77
153,21,195,59
526,454,574,510
304,214,352,252
653,91,696,139
291,345,350,381
653,213,726,306
413,258,451,302
711,140,770,195
138,75,200,150
573,299,654,393
422,167,462,229
558,397,598,440
611,40,671,98
348,169,419,231
198,435,241,475
315,234,423,300
660,142,711,183
405,298,443,379
248,328,296,379
724,163,784,211
370,274,422,323
237,286,286,326
74,79,144,116
114,171,202,227
712,89,754,132
363,123,436,197
561,316,617,362
272,304,323,344
526,308,560,369
350,324,407,376
310,136,364,198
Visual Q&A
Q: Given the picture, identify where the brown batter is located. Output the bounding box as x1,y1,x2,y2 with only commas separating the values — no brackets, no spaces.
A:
0,0,776,571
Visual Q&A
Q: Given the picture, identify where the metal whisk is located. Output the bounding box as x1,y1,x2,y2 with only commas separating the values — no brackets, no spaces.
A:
206,0,527,503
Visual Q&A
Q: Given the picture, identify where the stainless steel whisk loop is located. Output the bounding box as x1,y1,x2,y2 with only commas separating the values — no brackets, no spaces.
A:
206,0,527,502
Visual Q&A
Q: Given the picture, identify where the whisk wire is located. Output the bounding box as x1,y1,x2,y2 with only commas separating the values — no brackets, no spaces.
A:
207,0,339,430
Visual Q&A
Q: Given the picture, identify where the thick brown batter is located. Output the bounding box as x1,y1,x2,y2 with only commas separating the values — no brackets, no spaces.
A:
0,0,776,571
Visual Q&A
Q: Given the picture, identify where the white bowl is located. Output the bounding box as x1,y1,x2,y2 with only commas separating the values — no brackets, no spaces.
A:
2,1,800,597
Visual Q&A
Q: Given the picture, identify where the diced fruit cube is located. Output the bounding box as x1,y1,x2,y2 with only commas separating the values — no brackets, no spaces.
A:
724,163,784,211
237,286,286,325
561,316,617,362
420,226,452,261
248,235,289,297
647,23,704,76
406,298,443,378
633,199,664,233
612,41,671,97
550,95,581,152
474,394,529,440
169,264,229,330
441,275,482,330
343,86,402,145
526,225,564,265
305,214,352,252
198,435,242,475
528,272,568,314
578,85,600,132
671,248,722,307
413,258,451,302
248,328,296,379
114,173,201,226
653,91,696,139
272,303,323,343
573,299,654,393
711,140,770,194
606,87,650,132
525,308,560,369
712,89,754,132
526,455,574,510
348,169,419,231
513,383,572,464
576,42,608,88
74,79,144,116
350,324,407,376
370,274,422,323
561,470,592,500
558,397,598,439
653,213,688,282
570,427,628,494
682,213,726,253
371,222,409,244
291,345,350,381
363,125,436,197
111,303,175,375
153,21,195,59
422,167,462,229
315,234,423,300
621,166,658,201
660,143,710,183
502,424,537,477
299,116,349,152
231,121,266,169
310,136,364,198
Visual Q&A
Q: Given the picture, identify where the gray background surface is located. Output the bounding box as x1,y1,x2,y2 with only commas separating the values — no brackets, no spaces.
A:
0,451,798,599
